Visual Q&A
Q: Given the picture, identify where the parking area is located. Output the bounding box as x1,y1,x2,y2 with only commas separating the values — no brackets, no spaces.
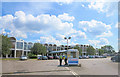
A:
2,57,118,75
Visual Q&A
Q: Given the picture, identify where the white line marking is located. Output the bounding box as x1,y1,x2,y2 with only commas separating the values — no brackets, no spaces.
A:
65,67,78,76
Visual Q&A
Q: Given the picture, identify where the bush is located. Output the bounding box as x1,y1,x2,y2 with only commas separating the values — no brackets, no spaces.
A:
28,53,37,59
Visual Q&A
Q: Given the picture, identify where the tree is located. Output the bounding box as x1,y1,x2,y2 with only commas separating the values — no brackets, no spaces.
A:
101,45,115,54
2,35,11,58
87,46,95,55
74,45,82,56
98,49,104,56
31,43,47,55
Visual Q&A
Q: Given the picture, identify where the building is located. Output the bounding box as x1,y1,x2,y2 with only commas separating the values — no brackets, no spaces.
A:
9,37,91,58
44,44,90,56
10,37,33,58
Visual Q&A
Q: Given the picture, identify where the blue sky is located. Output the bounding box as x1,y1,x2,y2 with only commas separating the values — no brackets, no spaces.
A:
0,1,118,51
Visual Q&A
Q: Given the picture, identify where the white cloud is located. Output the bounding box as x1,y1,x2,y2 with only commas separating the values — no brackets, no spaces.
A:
88,2,106,13
96,31,113,38
81,4,85,7
89,38,109,47
56,0,74,5
88,1,118,16
115,22,120,28
39,36,66,45
58,13,75,21
0,11,87,44
56,34,66,40
12,11,73,33
0,11,75,38
39,35,80,46
71,30,87,39
9,30,27,38
79,20,112,37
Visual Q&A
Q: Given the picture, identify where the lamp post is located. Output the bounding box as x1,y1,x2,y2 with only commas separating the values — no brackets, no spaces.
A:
64,37,71,51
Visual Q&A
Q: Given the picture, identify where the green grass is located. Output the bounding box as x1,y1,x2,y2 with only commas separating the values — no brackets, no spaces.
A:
0,58,19,60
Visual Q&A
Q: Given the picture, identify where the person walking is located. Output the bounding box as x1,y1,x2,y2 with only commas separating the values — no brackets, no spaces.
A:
59,54,63,66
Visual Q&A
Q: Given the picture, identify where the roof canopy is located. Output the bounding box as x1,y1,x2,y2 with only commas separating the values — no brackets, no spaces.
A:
50,49,78,54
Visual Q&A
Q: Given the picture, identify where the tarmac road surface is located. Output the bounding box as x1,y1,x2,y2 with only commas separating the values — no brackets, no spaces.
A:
2,57,118,75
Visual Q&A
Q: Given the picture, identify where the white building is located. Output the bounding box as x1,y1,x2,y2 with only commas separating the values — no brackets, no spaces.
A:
10,37,33,58
9,37,91,58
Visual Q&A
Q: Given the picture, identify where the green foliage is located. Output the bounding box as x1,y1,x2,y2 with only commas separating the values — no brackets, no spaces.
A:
87,46,95,55
98,49,104,55
101,45,115,54
74,45,82,55
2,35,11,56
27,53,37,59
31,43,47,55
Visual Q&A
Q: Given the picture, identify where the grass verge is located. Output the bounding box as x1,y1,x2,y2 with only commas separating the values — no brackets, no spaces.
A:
0,58,19,60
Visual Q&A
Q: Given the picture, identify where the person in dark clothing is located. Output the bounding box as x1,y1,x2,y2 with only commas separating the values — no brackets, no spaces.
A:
59,54,63,66
64,55,68,65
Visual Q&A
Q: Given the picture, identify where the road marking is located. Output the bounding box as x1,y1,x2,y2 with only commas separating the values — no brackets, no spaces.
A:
65,67,78,76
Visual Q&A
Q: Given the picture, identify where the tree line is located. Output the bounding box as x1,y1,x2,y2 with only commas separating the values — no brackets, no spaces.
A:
74,45,115,56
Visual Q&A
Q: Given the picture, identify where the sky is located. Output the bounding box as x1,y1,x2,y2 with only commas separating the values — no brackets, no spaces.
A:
0,1,118,52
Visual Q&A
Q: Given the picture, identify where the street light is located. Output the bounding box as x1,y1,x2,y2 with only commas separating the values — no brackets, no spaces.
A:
64,37,71,51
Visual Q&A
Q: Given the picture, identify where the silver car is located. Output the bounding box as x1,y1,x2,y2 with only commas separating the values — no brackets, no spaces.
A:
20,56,27,60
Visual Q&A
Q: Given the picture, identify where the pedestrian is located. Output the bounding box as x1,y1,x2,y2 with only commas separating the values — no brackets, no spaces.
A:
63,55,65,65
59,54,63,66
64,54,68,65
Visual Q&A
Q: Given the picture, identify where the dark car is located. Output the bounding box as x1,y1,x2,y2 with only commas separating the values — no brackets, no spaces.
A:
79,56,82,59
47,56,53,59
95,55,100,58
42,56,48,60
53,55,59,59
111,55,120,62
101,56,107,58
38,56,48,60
20,56,27,60
88,55,94,58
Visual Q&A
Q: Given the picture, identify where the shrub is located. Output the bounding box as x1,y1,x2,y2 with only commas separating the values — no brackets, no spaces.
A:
28,53,37,59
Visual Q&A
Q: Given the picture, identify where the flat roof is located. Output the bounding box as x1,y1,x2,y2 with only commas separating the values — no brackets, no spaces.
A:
50,49,78,54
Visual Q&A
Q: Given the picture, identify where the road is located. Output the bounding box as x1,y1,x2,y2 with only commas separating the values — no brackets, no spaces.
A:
2,58,118,75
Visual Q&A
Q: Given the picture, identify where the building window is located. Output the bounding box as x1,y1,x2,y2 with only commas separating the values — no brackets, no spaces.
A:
17,42,23,49
24,42,28,50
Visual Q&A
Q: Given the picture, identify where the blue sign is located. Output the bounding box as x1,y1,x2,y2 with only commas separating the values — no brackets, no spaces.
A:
68,58,78,65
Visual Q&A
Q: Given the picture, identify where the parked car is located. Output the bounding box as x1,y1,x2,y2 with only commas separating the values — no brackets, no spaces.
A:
42,56,48,60
88,55,95,58
92,55,95,58
47,56,53,59
38,55,48,60
99,56,103,58
53,55,59,59
95,55,100,58
111,55,120,62
82,55,89,59
79,56,82,59
101,56,107,58
37,55,42,60
20,56,27,60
